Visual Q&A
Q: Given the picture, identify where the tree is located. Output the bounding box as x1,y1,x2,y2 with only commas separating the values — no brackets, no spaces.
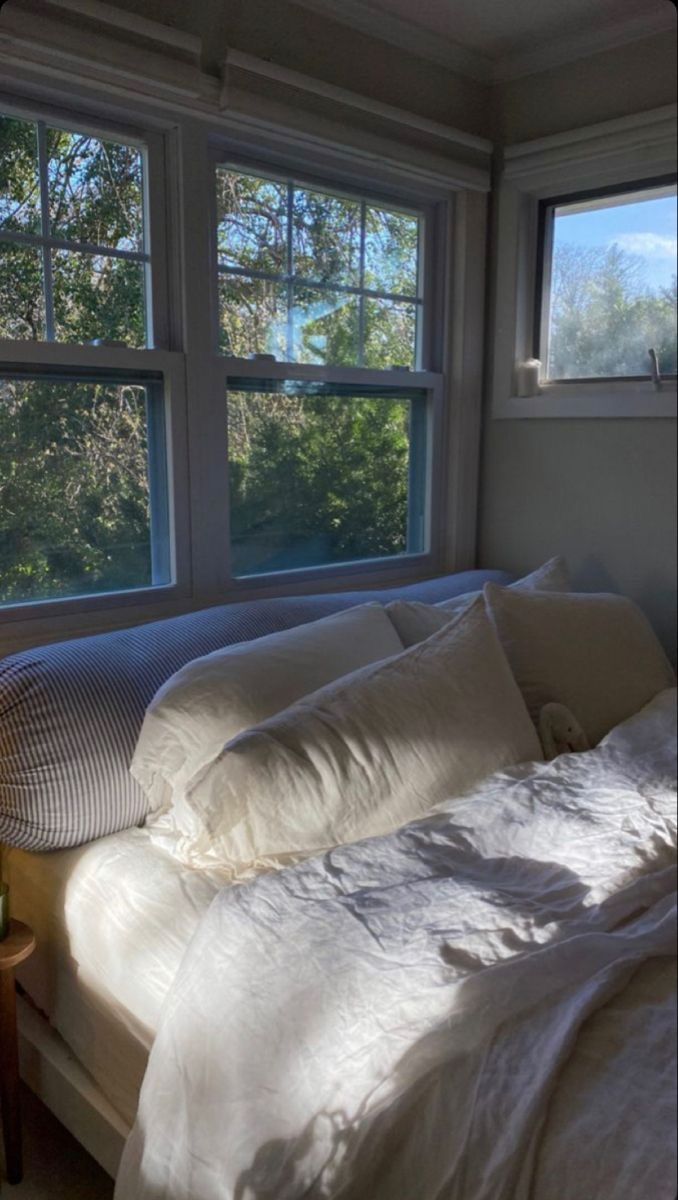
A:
214,169,421,575
549,242,677,378
1,117,150,602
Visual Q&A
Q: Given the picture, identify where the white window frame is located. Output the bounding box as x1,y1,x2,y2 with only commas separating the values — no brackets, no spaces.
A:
0,96,190,623
490,104,678,419
536,176,677,387
0,341,191,624
0,77,490,649
209,150,446,589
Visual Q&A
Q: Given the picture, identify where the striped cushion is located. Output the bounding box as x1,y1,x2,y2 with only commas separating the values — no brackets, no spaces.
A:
0,571,511,851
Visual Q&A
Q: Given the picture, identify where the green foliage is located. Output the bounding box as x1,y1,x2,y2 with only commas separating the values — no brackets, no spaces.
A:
0,379,151,602
217,170,421,575
228,390,411,575
0,116,149,603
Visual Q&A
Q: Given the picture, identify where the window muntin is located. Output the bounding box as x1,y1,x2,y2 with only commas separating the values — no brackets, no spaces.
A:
538,180,677,381
216,168,424,369
0,370,170,606
0,115,149,347
227,377,428,578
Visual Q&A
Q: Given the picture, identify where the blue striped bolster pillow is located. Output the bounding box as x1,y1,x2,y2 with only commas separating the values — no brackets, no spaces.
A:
0,571,512,851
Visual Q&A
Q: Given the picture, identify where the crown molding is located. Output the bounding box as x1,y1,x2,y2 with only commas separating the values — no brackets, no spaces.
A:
291,0,676,86
2,0,673,99
223,50,493,155
289,0,494,82
495,7,677,83
42,0,202,58
0,0,209,99
0,18,491,197
504,104,678,184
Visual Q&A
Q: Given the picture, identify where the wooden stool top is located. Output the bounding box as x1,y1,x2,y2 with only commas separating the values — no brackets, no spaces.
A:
0,921,36,971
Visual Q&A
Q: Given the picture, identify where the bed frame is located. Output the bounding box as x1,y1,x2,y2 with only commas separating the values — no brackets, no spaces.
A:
17,995,129,1179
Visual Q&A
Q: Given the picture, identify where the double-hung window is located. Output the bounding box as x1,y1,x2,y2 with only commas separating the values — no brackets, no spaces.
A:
536,177,677,384
0,108,185,613
214,163,442,580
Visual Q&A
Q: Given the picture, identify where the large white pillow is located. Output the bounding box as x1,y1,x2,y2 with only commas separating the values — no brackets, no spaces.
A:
483,583,676,746
180,598,542,866
387,557,570,648
131,603,404,812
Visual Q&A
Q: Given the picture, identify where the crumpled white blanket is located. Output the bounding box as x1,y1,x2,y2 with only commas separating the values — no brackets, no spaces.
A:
115,689,678,1200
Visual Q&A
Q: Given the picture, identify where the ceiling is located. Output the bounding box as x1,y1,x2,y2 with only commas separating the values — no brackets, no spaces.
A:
290,0,677,81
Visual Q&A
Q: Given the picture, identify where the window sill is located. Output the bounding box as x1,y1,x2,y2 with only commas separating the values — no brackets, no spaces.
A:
492,382,678,420
0,556,443,657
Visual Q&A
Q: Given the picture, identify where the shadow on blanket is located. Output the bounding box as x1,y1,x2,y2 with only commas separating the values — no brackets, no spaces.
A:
229,855,600,1200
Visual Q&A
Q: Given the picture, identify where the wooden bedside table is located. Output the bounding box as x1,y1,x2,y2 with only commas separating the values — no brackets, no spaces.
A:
0,921,36,1185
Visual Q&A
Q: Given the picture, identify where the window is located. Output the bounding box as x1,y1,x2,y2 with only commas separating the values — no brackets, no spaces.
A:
0,114,149,347
0,107,182,614
537,179,677,382
216,167,423,368
0,371,170,605
227,378,428,576
216,164,439,580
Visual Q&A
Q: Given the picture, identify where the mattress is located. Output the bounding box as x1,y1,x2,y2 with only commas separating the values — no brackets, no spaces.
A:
2,828,231,1125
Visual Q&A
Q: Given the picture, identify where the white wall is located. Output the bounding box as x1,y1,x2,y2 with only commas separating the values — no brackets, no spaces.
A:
479,419,677,660
492,33,677,145
479,36,677,659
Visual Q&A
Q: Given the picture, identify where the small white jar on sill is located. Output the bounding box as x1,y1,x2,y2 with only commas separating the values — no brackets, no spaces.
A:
515,358,542,397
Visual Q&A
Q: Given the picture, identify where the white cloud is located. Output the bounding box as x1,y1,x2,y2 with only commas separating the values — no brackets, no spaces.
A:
613,233,678,261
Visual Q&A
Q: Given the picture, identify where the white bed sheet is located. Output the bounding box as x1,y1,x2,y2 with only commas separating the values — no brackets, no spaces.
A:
3,827,229,1124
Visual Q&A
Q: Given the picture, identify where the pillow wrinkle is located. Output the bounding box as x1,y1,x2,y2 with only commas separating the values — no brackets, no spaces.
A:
133,603,404,818
182,598,542,867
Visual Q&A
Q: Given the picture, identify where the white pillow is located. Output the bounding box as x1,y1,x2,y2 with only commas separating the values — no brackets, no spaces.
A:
181,598,542,866
387,557,570,648
131,603,404,812
483,584,676,746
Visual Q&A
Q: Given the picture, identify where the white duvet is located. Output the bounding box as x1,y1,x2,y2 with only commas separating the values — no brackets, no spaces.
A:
116,690,678,1200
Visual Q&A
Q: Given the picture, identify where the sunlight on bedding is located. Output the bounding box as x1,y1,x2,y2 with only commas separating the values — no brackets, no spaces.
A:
115,688,677,1200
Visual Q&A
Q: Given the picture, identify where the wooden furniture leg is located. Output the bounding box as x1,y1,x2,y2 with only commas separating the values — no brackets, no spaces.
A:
0,967,22,1184
0,920,36,1186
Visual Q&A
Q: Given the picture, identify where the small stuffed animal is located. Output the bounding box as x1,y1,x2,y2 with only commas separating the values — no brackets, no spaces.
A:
538,702,590,761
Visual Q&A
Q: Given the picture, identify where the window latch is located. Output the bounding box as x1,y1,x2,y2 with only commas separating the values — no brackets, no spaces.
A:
648,348,662,391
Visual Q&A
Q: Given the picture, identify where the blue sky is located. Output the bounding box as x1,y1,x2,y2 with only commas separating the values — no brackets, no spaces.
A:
554,193,677,290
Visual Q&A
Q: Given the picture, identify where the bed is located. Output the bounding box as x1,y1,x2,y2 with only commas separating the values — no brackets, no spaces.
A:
0,565,675,1198
0,569,512,1172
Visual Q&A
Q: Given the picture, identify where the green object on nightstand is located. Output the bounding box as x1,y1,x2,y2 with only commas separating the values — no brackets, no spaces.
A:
0,884,8,941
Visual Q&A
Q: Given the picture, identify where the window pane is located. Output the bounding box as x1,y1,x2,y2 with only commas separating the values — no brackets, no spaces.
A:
53,250,146,347
293,286,360,365
363,297,418,369
227,379,427,576
47,128,145,251
364,206,419,296
218,274,288,358
0,375,170,605
0,116,41,233
292,187,361,286
547,185,678,378
217,170,287,274
216,169,425,367
0,243,46,339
